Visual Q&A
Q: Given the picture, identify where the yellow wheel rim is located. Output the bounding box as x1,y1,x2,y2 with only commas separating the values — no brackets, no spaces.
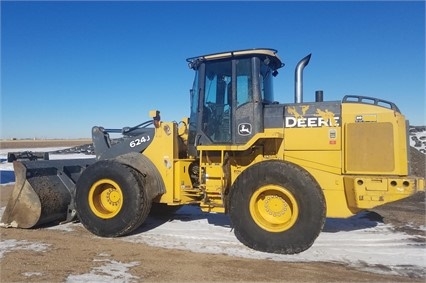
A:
249,185,299,232
88,179,123,219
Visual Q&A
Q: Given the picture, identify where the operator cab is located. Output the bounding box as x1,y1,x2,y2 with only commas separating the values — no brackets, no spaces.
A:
186,48,284,156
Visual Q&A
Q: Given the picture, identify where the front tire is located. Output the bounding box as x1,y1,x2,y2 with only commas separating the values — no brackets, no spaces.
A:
75,160,151,237
229,160,326,254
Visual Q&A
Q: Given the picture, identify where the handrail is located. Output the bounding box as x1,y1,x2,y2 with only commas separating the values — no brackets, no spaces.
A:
342,95,400,112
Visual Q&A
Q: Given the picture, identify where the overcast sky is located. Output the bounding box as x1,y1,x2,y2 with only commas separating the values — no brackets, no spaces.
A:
1,1,425,139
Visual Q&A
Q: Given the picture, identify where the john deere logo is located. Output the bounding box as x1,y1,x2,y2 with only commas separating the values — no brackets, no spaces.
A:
238,123,252,136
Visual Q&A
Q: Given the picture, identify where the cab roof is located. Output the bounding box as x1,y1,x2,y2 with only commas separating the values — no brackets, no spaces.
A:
187,48,284,70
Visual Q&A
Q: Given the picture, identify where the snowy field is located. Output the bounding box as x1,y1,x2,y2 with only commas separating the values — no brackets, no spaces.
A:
410,127,426,153
0,138,425,280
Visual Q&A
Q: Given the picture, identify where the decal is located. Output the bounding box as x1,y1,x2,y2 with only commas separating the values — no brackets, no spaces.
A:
130,135,151,147
287,105,310,119
355,114,377,123
285,116,340,128
238,123,252,136
285,106,340,128
329,129,337,144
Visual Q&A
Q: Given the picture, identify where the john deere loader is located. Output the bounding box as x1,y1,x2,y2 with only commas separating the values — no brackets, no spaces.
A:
2,48,424,254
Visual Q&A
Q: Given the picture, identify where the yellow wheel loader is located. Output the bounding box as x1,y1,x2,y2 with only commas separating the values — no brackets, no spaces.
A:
2,48,424,254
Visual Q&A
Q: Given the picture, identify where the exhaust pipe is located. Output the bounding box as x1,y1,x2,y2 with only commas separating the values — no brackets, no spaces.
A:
294,54,312,103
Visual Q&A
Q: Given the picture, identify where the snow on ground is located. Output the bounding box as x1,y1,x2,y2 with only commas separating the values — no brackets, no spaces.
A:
66,254,140,283
0,239,50,259
410,128,426,153
0,145,425,280
123,206,426,278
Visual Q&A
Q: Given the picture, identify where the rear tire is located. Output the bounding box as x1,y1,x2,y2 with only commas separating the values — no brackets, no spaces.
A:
75,160,151,237
229,160,326,254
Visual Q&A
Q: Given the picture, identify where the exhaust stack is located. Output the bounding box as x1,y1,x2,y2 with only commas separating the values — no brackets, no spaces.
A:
294,54,312,103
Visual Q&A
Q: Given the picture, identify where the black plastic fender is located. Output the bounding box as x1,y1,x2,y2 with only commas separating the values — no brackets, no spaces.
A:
114,152,166,200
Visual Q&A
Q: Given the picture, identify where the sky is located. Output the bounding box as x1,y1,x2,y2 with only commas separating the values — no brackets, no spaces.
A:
1,1,425,139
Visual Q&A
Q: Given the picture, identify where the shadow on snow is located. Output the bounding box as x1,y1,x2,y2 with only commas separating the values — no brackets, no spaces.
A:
131,205,381,235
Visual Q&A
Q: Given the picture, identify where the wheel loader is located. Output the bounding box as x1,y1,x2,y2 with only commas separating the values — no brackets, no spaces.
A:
2,48,424,254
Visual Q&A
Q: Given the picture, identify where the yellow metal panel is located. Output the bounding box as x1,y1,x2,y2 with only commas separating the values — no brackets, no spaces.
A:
281,164,357,217
394,113,409,175
360,114,377,122
143,122,179,202
284,127,341,150
278,156,423,218
344,176,423,210
284,151,342,175
204,165,224,193
168,159,197,204
197,149,228,212
341,103,409,175
418,178,425,192
305,168,358,217
323,190,359,217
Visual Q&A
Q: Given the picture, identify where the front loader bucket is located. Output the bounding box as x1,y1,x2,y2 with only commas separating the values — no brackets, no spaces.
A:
1,159,95,228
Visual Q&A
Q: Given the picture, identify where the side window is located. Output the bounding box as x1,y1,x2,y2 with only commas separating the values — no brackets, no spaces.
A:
203,61,232,143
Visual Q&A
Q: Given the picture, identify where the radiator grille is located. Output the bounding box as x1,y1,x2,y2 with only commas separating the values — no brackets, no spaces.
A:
345,122,394,172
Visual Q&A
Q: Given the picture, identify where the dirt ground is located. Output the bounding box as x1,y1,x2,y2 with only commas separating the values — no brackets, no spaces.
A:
0,140,425,282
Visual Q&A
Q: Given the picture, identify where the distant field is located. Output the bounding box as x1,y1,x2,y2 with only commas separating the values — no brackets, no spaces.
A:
0,139,92,149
